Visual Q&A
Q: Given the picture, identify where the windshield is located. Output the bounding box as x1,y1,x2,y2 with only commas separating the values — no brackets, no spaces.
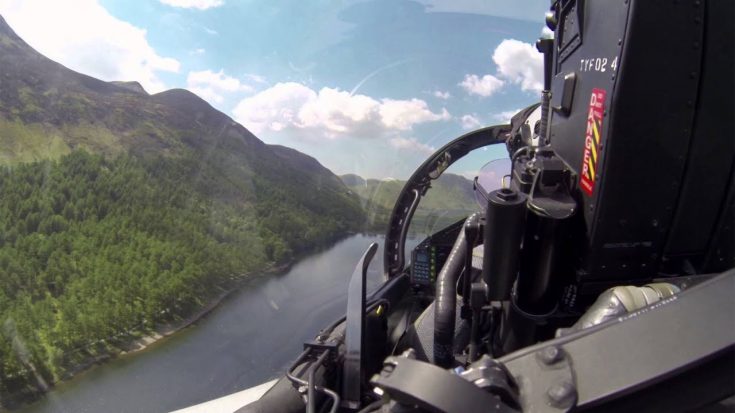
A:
0,1,547,412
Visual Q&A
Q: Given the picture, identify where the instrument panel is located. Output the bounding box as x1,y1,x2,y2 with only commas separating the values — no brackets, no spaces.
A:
410,219,466,290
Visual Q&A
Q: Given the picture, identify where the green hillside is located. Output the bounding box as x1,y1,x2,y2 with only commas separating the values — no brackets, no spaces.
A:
341,173,479,233
0,15,364,405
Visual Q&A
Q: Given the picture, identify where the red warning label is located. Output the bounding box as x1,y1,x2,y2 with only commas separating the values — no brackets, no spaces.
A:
580,88,606,196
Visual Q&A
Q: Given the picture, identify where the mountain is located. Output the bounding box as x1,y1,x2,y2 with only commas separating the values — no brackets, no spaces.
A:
0,13,362,238
341,173,478,231
110,81,148,95
339,173,366,187
341,172,477,212
0,15,364,405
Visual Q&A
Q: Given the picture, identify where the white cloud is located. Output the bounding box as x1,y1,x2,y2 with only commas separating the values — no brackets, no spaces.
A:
389,137,435,155
459,74,504,97
432,90,451,100
460,114,481,130
190,48,206,55
232,82,451,140
459,39,544,98
232,82,315,134
492,39,543,92
245,73,267,84
492,109,521,123
379,99,450,130
186,69,256,104
159,0,224,10
0,0,180,93
541,26,554,39
203,27,218,35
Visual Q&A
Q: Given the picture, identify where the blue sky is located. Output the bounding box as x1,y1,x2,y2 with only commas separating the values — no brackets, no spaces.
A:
0,0,550,179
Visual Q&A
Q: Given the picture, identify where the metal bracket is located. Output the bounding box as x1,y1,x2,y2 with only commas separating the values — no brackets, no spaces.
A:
508,345,577,412
371,352,518,413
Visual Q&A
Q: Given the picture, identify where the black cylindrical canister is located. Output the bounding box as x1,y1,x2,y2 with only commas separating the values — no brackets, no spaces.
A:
482,188,527,301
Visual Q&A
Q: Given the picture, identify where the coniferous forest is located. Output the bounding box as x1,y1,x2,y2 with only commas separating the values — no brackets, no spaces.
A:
0,150,364,403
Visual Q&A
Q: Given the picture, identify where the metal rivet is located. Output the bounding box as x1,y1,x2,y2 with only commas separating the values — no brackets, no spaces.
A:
538,346,562,365
547,380,577,408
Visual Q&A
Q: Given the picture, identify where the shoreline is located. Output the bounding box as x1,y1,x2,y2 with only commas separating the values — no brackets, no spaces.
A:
4,261,294,412
5,233,356,412
119,260,292,358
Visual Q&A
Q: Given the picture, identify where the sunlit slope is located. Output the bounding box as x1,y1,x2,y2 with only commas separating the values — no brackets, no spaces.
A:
341,173,478,231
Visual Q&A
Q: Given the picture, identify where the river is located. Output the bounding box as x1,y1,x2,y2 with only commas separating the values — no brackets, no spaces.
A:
19,233,422,413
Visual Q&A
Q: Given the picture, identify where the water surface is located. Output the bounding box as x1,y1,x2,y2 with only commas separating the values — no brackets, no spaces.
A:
21,234,421,413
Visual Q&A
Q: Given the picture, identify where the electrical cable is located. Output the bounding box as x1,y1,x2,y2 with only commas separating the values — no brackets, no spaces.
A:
356,399,385,413
286,349,340,413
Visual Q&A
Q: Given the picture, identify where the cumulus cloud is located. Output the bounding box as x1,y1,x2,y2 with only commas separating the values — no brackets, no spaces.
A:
459,74,504,97
186,69,254,104
492,109,521,123
389,137,435,155
492,39,543,93
432,90,451,100
460,39,544,98
232,82,451,140
460,114,482,130
159,0,224,10
0,0,180,93
379,99,450,130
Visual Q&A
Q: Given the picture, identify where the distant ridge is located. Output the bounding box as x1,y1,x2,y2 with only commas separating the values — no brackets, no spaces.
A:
340,172,477,212
340,173,366,186
110,81,148,95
